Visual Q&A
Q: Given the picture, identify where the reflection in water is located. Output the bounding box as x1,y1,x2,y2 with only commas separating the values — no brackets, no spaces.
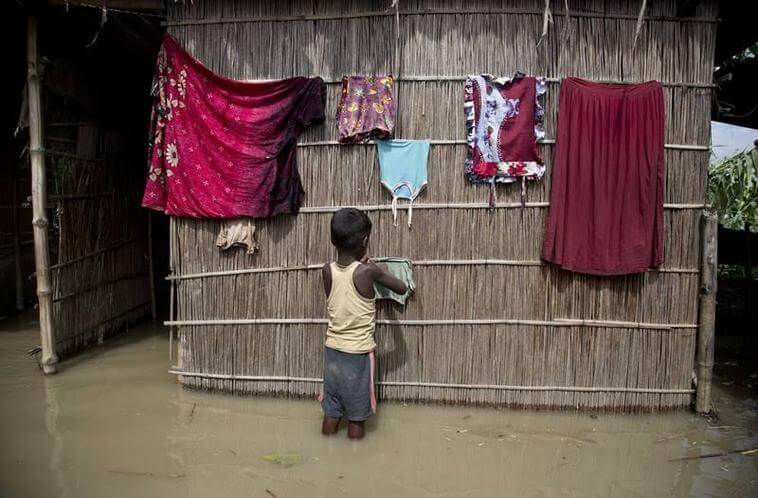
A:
43,377,69,498
1,315,757,498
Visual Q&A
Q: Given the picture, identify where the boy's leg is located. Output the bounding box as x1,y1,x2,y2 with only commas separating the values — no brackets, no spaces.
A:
347,420,365,440
322,415,341,435
343,352,374,440
322,348,345,435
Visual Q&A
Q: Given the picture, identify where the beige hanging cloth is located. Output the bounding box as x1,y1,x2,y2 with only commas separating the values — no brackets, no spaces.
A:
216,218,259,255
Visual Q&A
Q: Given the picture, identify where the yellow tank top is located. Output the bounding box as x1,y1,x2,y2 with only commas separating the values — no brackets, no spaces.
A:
325,261,376,353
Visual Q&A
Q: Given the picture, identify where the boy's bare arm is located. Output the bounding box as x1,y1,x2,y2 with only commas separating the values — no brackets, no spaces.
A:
322,263,332,296
367,261,408,295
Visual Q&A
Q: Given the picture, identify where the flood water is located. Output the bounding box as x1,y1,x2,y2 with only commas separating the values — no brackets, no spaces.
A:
1,314,757,498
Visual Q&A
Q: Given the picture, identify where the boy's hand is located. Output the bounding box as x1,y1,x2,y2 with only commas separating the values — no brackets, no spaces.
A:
366,259,408,295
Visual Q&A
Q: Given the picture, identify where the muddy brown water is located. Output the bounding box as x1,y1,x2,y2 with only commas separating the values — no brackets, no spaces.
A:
1,315,756,498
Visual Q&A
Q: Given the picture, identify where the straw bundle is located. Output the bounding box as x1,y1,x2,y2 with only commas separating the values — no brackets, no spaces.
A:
166,0,717,410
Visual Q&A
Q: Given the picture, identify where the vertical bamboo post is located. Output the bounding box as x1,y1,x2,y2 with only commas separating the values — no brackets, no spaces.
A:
148,211,157,320
696,212,717,413
27,14,57,374
12,168,24,312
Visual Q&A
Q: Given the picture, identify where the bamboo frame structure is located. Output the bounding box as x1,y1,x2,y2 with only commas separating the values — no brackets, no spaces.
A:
27,14,57,374
41,99,151,358
165,0,718,410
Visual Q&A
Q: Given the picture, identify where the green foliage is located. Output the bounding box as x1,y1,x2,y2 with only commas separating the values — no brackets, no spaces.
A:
708,148,758,230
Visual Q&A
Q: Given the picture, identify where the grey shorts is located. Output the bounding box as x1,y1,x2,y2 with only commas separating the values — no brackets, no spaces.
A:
321,347,376,421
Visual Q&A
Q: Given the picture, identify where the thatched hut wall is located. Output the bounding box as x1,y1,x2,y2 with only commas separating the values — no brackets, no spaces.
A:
166,0,717,410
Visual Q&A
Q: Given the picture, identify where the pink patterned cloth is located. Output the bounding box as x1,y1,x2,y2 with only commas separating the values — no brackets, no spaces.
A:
336,75,395,144
142,35,326,218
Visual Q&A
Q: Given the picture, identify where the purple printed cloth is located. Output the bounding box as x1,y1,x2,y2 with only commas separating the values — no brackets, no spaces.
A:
336,76,396,144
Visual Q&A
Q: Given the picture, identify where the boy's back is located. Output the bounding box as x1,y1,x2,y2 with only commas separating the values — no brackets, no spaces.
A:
324,260,376,354
321,208,407,440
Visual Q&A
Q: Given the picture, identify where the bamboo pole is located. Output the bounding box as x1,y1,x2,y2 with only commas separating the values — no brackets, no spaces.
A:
147,212,157,320
161,8,719,27
27,14,57,374
165,259,699,282
169,216,176,363
696,212,717,413
166,369,695,394
163,317,698,330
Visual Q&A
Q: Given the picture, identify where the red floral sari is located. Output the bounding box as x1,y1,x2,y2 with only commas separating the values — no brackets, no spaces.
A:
142,35,325,218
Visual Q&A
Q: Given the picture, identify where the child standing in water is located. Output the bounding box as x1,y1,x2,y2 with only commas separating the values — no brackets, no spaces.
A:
321,208,408,439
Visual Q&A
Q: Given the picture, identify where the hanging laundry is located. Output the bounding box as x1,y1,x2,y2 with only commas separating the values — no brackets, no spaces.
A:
464,73,546,205
216,218,259,255
376,139,430,228
542,78,665,276
141,34,326,219
337,75,396,144
373,258,415,305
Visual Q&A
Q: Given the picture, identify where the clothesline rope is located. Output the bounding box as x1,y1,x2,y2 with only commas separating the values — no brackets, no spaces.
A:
296,202,705,213
316,76,714,89
165,258,698,282
163,317,698,330
198,75,714,89
167,369,695,395
297,139,710,151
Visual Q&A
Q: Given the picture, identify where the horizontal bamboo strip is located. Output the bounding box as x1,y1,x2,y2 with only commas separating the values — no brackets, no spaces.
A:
40,149,103,162
53,272,148,303
46,121,96,127
167,369,694,395
297,202,705,213
165,259,698,282
55,302,151,345
166,263,323,280
162,8,718,27
164,318,697,330
552,318,688,330
45,136,77,144
49,237,146,271
47,192,130,201
297,140,710,151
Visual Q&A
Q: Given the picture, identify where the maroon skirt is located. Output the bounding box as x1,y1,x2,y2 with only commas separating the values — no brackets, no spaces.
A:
542,78,665,275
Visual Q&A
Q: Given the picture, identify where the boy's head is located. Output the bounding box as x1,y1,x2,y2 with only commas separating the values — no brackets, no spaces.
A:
331,208,371,256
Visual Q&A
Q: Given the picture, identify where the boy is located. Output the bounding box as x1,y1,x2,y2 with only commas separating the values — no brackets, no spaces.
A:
321,208,408,439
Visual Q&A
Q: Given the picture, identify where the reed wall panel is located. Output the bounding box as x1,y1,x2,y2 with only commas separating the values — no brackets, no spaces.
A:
167,0,716,410
178,323,696,410
174,209,701,270
50,125,151,358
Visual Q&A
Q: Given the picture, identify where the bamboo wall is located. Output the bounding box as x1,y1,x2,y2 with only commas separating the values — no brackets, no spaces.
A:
166,0,717,410
47,119,151,357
